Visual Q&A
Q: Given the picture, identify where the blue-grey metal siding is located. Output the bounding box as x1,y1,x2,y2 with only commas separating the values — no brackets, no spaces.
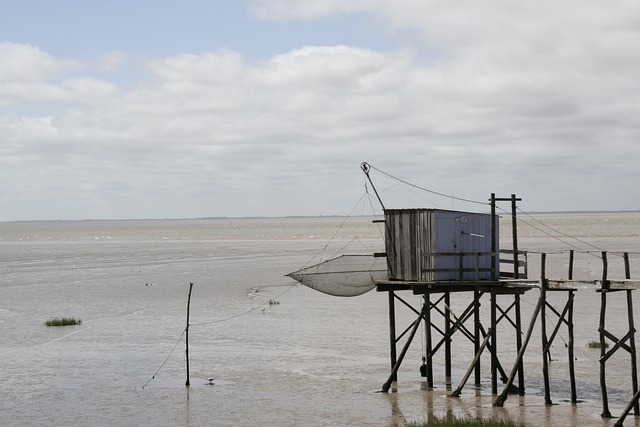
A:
384,208,497,281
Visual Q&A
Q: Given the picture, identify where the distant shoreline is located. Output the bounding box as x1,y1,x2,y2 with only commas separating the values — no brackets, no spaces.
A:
1,210,639,225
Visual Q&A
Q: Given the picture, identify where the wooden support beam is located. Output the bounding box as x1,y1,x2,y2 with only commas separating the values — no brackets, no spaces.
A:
568,250,574,280
450,328,493,397
491,289,498,394
600,252,612,418
474,289,482,385
510,194,520,280
515,294,525,395
494,283,543,407
568,291,577,404
538,287,577,404
382,300,426,392
627,289,639,415
540,253,553,405
387,291,398,385
624,252,639,415
541,289,552,404
425,294,434,388
376,249,639,409
445,293,452,381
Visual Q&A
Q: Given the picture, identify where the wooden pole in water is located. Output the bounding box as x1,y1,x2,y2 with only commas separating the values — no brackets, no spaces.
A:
490,193,497,280
444,292,452,382
616,254,640,427
540,253,552,405
515,293,525,395
474,289,482,385
599,252,611,418
494,285,543,406
490,289,498,394
388,291,398,384
382,301,427,392
451,328,492,397
568,290,577,404
568,250,574,280
185,282,194,387
624,253,639,415
425,294,434,388
510,194,519,279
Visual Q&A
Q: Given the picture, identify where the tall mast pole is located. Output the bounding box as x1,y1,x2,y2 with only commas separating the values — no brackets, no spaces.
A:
361,162,385,210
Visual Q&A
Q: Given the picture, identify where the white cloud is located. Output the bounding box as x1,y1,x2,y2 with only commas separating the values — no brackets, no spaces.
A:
0,42,117,106
0,42,82,83
2,1,640,220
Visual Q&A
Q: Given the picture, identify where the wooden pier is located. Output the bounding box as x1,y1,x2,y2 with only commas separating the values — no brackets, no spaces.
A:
374,194,640,425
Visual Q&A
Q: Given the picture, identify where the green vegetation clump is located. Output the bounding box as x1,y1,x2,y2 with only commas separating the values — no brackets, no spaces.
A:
45,317,82,327
588,340,609,348
268,299,280,306
405,416,527,427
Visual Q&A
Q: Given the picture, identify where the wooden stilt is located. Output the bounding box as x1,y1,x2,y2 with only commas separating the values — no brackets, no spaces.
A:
185,282,193,387
451,329,492,397
493,291,544,406
540,254,553,405
610,253,639,425
491,293,523,384
624,253,639,416
425,293,434,388
445,292,452,382
494,286,543,406
491,289,498,394
388,291,398,384
624,288,639,414
613,287,640,425
478,322,510,383
474,289,482,386
490,193,497,281
600,252,612,418
568,291,577,404
382,301,427,392
568,250,574,280
515,294,525,395
615,390,640,427
510,194,520,279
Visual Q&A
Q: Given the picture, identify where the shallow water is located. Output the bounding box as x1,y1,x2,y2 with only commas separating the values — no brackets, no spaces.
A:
1,213,640,426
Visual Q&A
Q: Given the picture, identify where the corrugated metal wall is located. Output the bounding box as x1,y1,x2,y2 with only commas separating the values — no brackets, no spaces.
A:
384,208,497,281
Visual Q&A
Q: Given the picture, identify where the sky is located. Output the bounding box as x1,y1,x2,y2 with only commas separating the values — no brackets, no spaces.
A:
1,0,639,221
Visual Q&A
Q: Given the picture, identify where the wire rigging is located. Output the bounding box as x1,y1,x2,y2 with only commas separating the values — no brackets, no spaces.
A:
142,328,186,389
495,205,632,259
299,191,372,271
515,207,609,254
143,281,299,388
365,163,489,206
367,163,633,260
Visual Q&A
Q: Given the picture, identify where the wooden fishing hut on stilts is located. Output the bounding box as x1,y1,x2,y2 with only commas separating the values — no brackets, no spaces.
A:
376,193,530,397
359,163,640,425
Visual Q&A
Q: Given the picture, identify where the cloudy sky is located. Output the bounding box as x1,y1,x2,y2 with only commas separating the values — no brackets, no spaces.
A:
1,1,639,221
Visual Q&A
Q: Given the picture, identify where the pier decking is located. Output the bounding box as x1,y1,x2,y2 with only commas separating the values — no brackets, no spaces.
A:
377,248,640,426
373,193,640,425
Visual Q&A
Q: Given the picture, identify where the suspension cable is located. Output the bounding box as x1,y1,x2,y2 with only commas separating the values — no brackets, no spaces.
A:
363,162,489,206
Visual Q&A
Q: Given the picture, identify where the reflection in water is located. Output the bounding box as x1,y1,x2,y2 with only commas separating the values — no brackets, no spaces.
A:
382,385,640,427
384,391,408,426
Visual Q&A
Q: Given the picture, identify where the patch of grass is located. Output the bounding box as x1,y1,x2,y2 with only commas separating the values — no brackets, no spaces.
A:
45,317,82,327
406,416,527,427
588,340,608,349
